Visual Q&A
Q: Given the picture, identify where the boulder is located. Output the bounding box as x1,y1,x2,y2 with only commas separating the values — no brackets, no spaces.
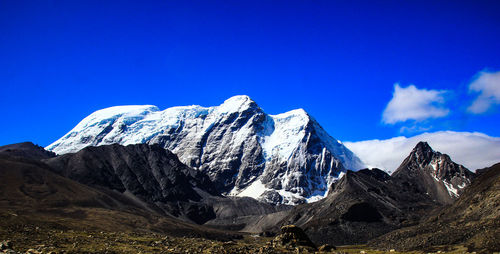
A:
318,244,336,252
272,225,316,250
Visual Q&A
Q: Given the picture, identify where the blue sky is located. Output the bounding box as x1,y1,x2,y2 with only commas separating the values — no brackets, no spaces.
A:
1,0,499,147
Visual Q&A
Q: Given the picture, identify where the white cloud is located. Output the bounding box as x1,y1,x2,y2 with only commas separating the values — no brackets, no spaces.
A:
399,124,431,134
344,131,500,173
382,84,450,124
467,70,500,114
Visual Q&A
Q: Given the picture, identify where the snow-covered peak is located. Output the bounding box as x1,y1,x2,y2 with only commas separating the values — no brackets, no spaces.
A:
46,105,160,154
77,105,159,128
224,95,252,103
47,95,365,205
258,109,312,161
272,108,309,120
216,95,258,113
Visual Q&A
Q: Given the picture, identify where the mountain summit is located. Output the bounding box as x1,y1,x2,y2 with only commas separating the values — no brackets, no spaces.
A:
266,143,476,246
392,141,474,204
46,95,364,205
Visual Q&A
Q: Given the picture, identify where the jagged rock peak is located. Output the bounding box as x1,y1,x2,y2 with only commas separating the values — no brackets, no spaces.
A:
371,163,500,251
46,95,365,205
407,141,435,164
393,141,474,203
415,141,432,150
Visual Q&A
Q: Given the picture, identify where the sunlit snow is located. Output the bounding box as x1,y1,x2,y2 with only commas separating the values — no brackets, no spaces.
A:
46,95,364,204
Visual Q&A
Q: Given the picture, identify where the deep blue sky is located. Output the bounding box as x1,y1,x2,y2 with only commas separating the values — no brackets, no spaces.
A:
1,0,499,146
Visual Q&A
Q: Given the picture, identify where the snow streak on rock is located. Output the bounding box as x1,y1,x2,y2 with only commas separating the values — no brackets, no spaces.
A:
47,95,364,205
392,142,474,203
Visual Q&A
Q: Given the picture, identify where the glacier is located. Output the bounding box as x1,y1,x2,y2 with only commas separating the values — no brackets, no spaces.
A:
47,95,365,205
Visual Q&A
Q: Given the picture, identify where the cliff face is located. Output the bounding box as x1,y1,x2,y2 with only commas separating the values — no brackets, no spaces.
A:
392,141,474,204
45,143,219,224
371,163,500,252
269,142,476,246
46,96,364,204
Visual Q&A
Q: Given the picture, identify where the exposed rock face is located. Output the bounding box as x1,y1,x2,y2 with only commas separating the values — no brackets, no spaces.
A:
271,142,475,246
0,142,56,160
275,168,436,246
45,143,219,223
46,95,364,204
0,154,241,241
0,152,148,212
392,141,474,204
371,163,500,252
43,143,287,225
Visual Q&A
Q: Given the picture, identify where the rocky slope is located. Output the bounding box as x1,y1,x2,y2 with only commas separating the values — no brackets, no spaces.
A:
44,143,288,225
46,95,364,204
45,143,222,224
262,142,475,246
371,163,500,252
0,153,239,241
0,142,56,160
0,138,491,252
271,168,436,246
392,141,474,204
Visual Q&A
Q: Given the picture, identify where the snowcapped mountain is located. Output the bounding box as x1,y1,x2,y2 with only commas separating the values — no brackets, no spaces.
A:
392,142,474,204
47,95,364,205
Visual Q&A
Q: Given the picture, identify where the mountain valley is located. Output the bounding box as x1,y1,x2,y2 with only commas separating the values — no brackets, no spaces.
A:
0,96,497,253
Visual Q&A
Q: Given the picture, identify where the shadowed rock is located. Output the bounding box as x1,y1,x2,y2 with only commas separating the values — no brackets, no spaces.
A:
271,142,476,246
392,141,474,204
272,225,316,250
44,143,219,224
0,142,56,160
370,162,500,252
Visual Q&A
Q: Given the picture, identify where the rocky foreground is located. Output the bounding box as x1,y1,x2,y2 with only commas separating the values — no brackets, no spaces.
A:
0,225,482,254
0,143,496,253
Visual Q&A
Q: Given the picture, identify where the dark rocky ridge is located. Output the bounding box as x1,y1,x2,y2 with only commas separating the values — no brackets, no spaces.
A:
44,143,220,223
392,141,474,204
371,163,500,252
0,142,56,160
44,143,289,225
0,153,240,240
264,142,476,246
272,168,438,246
45,144,218,202
0,140,487,251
